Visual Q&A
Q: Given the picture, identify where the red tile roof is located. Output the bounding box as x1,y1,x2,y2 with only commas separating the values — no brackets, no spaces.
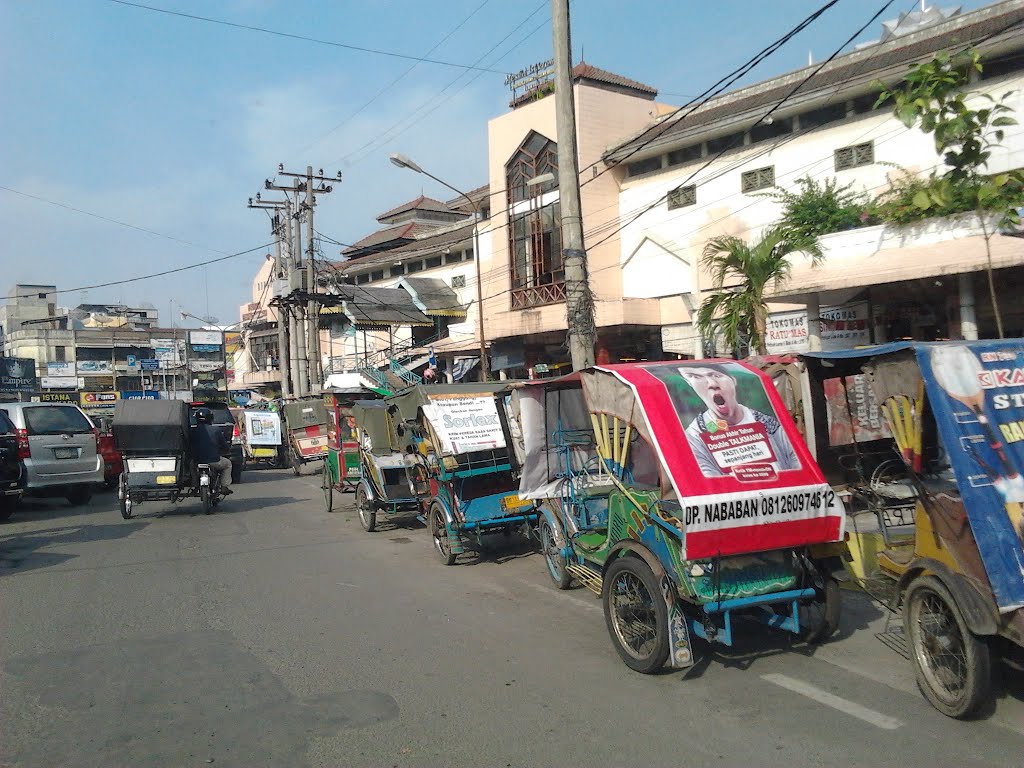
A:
341,222,431,255
510,62,658,108
376,195,455,222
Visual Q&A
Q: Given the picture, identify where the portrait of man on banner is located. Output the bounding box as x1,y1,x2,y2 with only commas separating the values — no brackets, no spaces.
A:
648,362,801,479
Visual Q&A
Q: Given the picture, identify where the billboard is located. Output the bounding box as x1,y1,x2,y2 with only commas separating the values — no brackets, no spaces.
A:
189,330,223,346
765,302,871,355
80,391,119,409
918,341,1024,612
41,376,80,389
0,358,37,392
77,360,113,375
47,362,74,376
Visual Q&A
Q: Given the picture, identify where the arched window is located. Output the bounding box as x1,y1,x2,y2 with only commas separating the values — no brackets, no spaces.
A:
505,132,565,309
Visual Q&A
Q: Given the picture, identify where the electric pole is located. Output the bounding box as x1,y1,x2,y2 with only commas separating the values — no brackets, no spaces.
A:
277,165,340,393
248,194,292,398
552,0,595,371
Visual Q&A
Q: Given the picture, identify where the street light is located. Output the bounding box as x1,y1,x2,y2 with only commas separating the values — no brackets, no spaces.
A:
389,152,489,381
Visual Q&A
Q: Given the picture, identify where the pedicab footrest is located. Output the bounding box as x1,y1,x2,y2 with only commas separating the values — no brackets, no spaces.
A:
566,563,603,595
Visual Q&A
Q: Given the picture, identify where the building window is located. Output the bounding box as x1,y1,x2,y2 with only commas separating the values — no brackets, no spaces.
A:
355,273,370,285
451,275,466,288
464,248,474,261
706,132,744,157
425,255,442,269
626,156,662,177
407,261,423,273
799,102,846,130
749,116,793,143
510,201,563,294
667,144,702,167
55,346,66,362
444,252,463,264
667,184,696,210
390,264,406,277
741,166,775,193
834,142,874,171
506,130,559,204
369,269,384,282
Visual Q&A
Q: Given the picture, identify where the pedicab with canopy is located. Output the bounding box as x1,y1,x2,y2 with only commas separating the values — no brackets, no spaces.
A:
385,383,539,565
350,399,424,531
796,340,1024,718
514,360,848,673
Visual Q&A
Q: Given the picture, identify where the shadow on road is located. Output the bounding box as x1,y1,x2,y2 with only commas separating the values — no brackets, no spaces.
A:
4,495,115,524
0,520,149,575
128,495,301,519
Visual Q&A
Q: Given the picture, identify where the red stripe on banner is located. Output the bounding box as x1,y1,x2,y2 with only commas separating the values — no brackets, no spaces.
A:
685,517,842,560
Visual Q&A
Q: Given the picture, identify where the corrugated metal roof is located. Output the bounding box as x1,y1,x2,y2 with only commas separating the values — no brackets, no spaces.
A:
399,277,466,315
333,285,433,327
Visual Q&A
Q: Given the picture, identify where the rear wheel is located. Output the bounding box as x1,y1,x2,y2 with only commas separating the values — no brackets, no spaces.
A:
603,556,669,674
904,575,991,718
66,485,93,507
800,576,842,644
322,462,334,513
232,461,243,484
540,516,572,589
201,484,213,515
291,449,302,476
118,474,133,520
430,504,457,566
356,484,376,532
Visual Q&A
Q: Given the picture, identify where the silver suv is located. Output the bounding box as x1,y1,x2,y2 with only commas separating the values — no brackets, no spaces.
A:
0,402,104,506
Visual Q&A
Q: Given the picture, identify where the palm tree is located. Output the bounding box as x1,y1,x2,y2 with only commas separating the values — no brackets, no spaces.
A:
696,226,822,356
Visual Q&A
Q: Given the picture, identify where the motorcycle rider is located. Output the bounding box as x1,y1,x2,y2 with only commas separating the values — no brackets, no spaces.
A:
191,407,233,494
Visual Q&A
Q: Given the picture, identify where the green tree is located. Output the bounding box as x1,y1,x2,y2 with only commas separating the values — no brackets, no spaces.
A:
697,226,822,356
876,49,1023,338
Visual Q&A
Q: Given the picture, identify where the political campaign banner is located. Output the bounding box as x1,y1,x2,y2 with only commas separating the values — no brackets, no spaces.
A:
918,341,1024,612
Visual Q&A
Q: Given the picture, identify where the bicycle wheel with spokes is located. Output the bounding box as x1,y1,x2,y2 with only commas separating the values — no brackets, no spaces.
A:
904,575,991,718
602,556,669,674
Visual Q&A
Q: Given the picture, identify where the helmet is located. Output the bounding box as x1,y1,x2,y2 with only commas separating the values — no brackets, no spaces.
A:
195,407,214,425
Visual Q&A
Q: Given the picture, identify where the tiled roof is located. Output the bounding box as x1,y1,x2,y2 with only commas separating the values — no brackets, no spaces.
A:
376,195,455,222
444,183,490,213
572,62,657,96
341,222,432,255
606,2,1024,160
336,221,476,274
510,62,658,108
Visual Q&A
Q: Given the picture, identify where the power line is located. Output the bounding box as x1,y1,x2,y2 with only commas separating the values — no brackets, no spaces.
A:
1,243,274,303
331,1,549,168
106,0,511,74
287,0,494,161
0,184,230,254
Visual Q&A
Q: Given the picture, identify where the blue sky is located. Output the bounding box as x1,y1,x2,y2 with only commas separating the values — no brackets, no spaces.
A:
0,0,991,327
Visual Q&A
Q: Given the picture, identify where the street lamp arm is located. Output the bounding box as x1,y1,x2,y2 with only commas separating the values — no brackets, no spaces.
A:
417,169,479,218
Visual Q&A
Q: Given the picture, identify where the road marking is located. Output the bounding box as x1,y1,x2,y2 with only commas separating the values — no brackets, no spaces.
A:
761,673,904,730
336,582,359,588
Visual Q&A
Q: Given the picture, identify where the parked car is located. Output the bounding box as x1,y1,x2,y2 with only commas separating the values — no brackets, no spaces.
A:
189,401,244,484
0,402,104,506
0,409,24,521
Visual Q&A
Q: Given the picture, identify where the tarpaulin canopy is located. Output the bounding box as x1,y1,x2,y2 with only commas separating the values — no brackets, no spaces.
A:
113,399,191,454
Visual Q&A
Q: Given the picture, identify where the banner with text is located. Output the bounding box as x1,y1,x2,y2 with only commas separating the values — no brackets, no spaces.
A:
421,393,507,455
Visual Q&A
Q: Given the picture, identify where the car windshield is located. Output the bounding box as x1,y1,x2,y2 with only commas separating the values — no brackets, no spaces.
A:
23,406,94,436
190,406,234,427
0,410,16,435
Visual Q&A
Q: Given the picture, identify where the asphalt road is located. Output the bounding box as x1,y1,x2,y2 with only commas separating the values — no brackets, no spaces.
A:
2,468,1023,768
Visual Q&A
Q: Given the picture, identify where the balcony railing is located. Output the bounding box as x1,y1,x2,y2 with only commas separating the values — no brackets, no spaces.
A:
511,281,566,310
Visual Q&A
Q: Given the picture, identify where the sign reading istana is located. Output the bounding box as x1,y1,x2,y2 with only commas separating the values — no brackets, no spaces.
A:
422,393,507,455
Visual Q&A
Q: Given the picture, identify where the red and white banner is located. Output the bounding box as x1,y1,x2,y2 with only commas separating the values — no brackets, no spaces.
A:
601,361,844,559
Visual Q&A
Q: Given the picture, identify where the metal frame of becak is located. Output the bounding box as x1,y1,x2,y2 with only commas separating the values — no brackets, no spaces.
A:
517,361,849,673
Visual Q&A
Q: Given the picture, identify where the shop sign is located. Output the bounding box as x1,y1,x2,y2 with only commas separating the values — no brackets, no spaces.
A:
190,360,223,373
189,331,223,346
120,391,160,400
0,358,37,392
80,391,119,409
47,362,74,376
77,360,113,375
30,392,79,404
191,344,221,353
765,302,871,355
41,376,79,389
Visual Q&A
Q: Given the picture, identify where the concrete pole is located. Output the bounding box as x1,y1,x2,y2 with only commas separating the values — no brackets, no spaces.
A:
552,0,594,371
290,194,310,396
284,199,306,396
806,294,822,352
305,166,322,391
274,219,292,398
959,273,978,340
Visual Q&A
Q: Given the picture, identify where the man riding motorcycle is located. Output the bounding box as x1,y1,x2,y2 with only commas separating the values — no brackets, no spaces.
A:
191,407,233,495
